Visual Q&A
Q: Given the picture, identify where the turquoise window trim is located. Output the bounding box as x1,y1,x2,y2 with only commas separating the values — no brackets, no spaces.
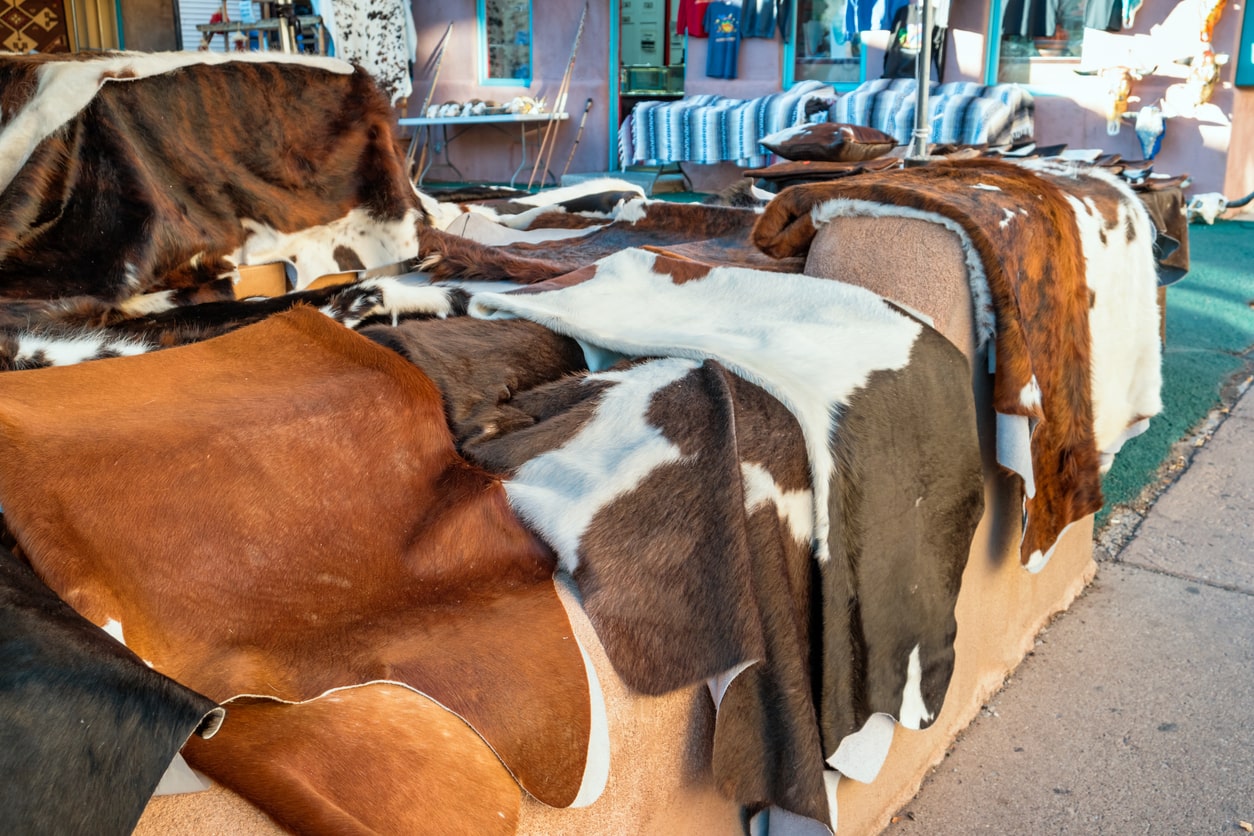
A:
609,0,621,171
985,0,1090,93
787,0,864,92
1236,0,1254,87
477,0,535,87
985,1,1003,85
783,0,796,87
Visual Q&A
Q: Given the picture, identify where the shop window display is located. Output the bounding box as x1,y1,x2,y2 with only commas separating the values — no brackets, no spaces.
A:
481,0,532,82
794,0,862,87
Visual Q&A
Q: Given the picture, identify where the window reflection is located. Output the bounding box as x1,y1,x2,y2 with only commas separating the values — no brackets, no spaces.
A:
998,0,1086,83
794,0,861,86
484,0,532,81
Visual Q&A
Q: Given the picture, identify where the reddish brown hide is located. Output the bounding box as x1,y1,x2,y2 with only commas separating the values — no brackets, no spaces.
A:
185,684,521,836
753,158,1101,564
0,307,591,814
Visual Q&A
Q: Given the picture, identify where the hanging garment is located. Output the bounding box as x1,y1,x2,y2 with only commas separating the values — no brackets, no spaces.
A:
677,0,714,37
1000,0,1060,38
845,0,909,34
705,2,743,78
1083,0,1123,30
882,4,947,80
739,0,787,38
320,0,415,105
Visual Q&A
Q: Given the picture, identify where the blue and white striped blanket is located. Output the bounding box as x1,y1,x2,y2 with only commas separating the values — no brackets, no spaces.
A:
831,79,1034,146
620,80,837,168
620,79,1033,168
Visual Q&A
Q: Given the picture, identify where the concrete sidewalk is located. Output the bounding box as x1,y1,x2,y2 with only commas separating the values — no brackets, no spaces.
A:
883,387,1254,834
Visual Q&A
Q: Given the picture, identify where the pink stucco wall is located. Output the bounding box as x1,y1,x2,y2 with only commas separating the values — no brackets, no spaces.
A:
408,0,1251,196
409,1,614,185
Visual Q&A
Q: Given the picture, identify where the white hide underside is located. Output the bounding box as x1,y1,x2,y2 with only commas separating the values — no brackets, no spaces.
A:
444,212,605,245
502,177,646,209
153,754,212,796
996,412,1036,499
825,712,897,784
0,52,352,196
471,247,923,566
233,208,422,291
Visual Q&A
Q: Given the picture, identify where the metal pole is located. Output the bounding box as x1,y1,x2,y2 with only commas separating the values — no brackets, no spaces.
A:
906,0,934,162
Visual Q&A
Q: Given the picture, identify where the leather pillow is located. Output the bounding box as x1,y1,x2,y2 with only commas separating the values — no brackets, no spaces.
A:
759,122,897,162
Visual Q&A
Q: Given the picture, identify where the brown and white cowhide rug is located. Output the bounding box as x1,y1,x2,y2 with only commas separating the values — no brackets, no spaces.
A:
410,247,985,830
0,52,422,310
752,157,1162,571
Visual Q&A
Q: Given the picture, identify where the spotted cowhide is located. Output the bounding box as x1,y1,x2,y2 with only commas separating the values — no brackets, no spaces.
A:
752,158,1162,571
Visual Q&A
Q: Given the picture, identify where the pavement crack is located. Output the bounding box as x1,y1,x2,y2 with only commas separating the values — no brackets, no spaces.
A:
1111,559,1254,597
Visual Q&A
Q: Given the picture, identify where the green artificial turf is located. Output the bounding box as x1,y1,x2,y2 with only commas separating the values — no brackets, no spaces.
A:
1097,219,1254,523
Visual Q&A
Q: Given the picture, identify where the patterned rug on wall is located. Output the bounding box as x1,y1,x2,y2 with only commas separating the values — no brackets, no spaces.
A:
2,0,71,53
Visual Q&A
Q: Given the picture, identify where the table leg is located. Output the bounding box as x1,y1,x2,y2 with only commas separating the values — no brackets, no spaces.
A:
510,121,558,189
509,123,530,189
419,126,464,186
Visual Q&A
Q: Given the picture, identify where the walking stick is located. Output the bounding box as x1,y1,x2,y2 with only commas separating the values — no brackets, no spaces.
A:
560,98,594,180
527,2,588,190
413,22,454,181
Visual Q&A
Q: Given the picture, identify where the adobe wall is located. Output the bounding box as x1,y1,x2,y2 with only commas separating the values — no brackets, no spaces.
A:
409,1,614,184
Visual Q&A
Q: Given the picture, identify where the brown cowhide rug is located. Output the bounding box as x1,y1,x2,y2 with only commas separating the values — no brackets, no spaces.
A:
752,157,1162,569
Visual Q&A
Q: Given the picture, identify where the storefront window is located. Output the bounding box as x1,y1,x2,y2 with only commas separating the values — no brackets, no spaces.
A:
996,0,1087,84
794,0,862,87
480,0,532,83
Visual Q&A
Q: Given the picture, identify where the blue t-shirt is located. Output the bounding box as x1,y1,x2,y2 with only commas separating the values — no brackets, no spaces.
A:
704,2,742,79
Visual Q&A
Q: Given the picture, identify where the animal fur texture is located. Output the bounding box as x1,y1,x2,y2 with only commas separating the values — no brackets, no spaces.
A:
752,158,1162,570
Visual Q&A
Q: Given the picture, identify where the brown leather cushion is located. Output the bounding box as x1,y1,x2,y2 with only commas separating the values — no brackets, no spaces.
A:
760,122,897,162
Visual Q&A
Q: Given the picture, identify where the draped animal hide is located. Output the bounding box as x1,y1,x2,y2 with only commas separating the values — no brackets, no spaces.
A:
406,248,985,827
0,542,224,836
0,52,421,307
752,158,1162,570
0,309,602,830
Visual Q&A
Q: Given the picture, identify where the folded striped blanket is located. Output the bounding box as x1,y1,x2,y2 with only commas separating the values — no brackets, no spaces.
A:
620,80,837,167
831,79,1034,146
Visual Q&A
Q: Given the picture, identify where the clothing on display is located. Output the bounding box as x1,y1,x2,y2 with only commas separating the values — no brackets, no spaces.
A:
739,0,788,38
705,1,743,78
677,0,713,36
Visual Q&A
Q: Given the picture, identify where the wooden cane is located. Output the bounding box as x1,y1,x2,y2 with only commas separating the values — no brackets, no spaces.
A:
527,2,587,190
414,22,454,182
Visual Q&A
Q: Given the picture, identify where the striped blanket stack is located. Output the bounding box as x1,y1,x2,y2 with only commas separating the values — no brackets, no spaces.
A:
619,79,1035,169
831,79,1035,146
620,80,837,168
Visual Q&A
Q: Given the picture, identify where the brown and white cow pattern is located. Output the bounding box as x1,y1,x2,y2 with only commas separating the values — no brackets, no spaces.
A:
464,248,984,827
0,52,422,307
751,158,1162,572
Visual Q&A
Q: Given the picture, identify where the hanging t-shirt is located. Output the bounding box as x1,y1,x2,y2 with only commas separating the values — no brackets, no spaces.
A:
705,2,742,78
845,0,910,35
677,0,713,37
739,0,787,38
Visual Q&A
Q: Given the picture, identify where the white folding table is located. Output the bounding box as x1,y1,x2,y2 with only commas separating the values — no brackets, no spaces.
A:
399,112,569,188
